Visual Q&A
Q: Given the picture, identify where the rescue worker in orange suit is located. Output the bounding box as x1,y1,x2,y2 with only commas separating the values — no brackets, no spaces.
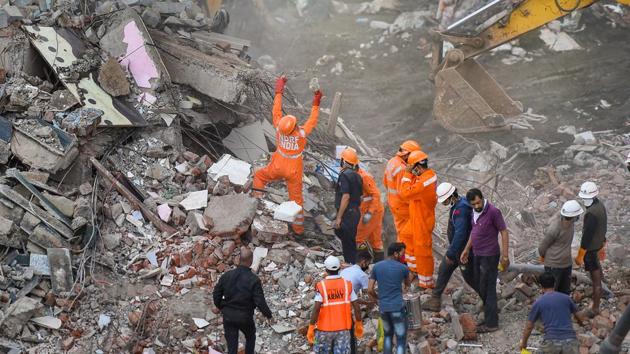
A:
253,76,322,235
399,150,438,288
341,148,385,261
307,256,363,354
383,140,421,266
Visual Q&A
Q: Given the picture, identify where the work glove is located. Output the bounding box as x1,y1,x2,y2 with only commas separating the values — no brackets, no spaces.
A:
313,90,323,106
598,242,606,261
362,212,372,224
354,321,364,339
539,255,545,263
575,247,586,266
275,76,287,94
306,324,315,344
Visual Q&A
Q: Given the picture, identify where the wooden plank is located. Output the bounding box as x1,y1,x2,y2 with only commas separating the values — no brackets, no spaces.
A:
327,92,342,136
0,185,73,239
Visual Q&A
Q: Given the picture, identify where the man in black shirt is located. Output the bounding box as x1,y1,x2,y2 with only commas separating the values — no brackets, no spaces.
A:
213,247,272,354
334,148,363,264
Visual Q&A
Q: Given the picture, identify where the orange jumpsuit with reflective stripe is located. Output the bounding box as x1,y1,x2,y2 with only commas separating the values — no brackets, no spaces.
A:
253,92,319,234
315,277,353,331
384,156,413,260
399,169,437,288
356,168,384,250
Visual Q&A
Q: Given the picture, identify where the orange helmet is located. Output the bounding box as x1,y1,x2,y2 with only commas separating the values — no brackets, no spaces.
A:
407,150,428,165
398,140,421,155
341,147,359,166
278,115,297,135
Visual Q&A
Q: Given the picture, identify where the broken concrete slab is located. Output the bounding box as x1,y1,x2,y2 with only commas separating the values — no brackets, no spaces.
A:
207,154,251,186
29,224,70,249
152,1,187,14
150,30,251,104
179,190,208,211
0,185,73,239
251,246,268,272
30,316,61,329
0,296,43,338
203,193,258,237
10,122,79,174
23,25,146,127
41,192,75,218
222,121,269,162
539,28,582,51
29,253,51,276
252,215,289,243
47,248,73,294
0,215,19,248
273,201,302,223
99,8,169,91
98,57,131,97
185,211,208,236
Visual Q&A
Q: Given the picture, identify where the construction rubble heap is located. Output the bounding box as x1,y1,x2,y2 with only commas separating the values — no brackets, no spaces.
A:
0,0,630,354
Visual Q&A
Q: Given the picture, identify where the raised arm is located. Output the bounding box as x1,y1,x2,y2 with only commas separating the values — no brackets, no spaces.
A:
272,76,287,127
302,90,322,136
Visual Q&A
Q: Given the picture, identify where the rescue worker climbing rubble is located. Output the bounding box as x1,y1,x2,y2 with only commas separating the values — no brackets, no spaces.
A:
253,76,322,235
383,140,421,265
398,150,438,288
339,148,385,261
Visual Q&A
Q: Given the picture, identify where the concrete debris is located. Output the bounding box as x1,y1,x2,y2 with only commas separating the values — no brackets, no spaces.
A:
48,248,73,294
98,57,131,97
539,28,582,51
207,154,252,186
31,316,62,329
222,122,269,163
0,296,43,338
273,201,302,223
179,190,208,211
203,193,257,237
97,314,111,330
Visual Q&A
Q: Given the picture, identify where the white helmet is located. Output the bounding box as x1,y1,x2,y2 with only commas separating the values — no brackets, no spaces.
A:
560,200,584,217
324,256,341,271
436,182,456,203
578,181,599,199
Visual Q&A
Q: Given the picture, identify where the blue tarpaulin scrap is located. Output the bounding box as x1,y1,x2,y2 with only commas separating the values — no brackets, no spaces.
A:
0,116,12,143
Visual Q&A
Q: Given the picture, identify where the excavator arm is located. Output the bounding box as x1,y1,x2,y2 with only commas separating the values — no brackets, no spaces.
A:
430,0,629,133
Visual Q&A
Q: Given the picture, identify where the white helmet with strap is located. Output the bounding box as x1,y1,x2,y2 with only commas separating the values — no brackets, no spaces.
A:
436,182,456,203
561,200,583,217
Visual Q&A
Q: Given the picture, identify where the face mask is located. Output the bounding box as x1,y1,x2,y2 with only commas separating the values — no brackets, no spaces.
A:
398,253,406,264
582,198,594,207
412,165,421,176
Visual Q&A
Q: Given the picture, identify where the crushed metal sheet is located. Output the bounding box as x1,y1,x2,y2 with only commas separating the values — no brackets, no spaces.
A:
23,26,146,127
222,121,269,162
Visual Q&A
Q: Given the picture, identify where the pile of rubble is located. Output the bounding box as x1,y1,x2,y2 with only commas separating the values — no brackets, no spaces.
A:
0,0,382,352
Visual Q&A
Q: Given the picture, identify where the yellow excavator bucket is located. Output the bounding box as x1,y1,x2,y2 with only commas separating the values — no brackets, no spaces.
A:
433,58,523,134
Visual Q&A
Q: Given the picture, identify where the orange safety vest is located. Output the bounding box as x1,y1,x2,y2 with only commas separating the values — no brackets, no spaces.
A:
315,277,353,332
383,156,407,209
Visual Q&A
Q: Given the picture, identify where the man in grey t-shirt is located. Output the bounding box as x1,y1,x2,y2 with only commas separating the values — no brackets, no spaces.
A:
538,200,583,295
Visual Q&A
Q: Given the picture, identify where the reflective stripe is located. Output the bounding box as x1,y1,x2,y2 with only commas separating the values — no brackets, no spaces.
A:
387,188,398,195
407,263,417,269
292,221,304,225
391,166,402,178
401,177,411,183
299,128,305,138
362,196,373,202
276,150,302,159
423,175,437,187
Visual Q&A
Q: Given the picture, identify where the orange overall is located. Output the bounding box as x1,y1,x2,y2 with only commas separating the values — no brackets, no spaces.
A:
399,169,437,288
253,92,319,234
384,156,413,261
356,168,384,251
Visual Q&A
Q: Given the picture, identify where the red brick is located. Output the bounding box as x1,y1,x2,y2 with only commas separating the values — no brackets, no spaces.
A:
459,313,477,340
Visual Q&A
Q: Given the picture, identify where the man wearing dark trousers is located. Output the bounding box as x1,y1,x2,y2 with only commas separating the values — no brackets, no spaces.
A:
460,188,510,333
574,181,607,317
425,182,474,312
213,247,272,354
334,147,363,264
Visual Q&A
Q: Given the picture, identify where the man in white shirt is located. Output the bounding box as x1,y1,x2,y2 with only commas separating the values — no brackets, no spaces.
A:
340,251,373,354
